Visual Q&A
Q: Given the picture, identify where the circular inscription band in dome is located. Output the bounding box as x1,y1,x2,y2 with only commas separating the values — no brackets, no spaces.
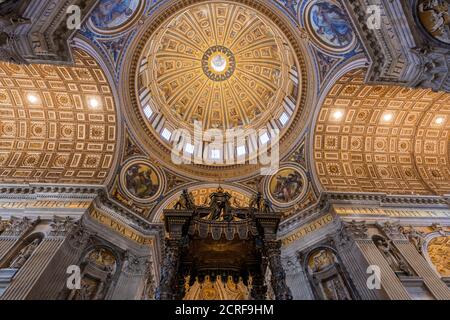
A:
202,46,236,82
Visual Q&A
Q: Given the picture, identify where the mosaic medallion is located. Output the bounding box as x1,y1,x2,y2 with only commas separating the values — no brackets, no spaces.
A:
418,0,450,45
265,165,308,207
89,0,144,34
202,46,236,82
305,0,356,53
120,159,164,203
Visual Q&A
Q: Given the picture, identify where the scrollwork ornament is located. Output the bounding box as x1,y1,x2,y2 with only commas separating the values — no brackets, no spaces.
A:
431,223,446,236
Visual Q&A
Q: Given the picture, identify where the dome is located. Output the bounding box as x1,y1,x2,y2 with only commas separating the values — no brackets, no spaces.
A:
138,2,298,134
126,0,308,180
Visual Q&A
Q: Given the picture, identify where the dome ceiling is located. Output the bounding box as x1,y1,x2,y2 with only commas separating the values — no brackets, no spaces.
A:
139,2,298,133
314,68,450,195
127,0,307,179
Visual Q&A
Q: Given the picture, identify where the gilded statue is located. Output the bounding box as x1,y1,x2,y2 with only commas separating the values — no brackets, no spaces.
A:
311,250,335,272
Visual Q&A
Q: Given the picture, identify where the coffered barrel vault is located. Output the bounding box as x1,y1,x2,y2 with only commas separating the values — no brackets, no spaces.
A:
314,69,450,195
0,49,118,185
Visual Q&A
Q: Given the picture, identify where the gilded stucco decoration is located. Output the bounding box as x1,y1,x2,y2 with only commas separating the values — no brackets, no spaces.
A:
427,236,450,277
314,68,450,195
417,0,450,45
138,2,299,133
0,49,117,184
183,276,250,300
125,0,310,180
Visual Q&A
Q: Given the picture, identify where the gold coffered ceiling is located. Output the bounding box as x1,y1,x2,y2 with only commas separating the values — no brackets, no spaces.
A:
139,2,298,132
314,69,450,195
0,49,117,184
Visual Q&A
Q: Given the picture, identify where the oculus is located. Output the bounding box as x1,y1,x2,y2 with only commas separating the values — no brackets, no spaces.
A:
120,160,164,203
137,2,300,144
305,0,356,53
129,0,308,179
202,46,236,82
418,0,450,44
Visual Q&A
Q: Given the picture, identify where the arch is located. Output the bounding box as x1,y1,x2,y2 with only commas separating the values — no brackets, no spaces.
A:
1,232,44,269
313,68,450,195
71,36,125,188
150,183,254,223
65,245,120,300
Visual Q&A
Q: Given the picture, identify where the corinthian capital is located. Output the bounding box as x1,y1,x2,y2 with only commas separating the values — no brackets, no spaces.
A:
378,221,406,241
49,216,76,237
2,216,36,236
342,220,369,241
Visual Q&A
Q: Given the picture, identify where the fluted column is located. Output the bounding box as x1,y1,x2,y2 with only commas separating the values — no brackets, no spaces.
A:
25,219,91,300
336,221,385,300
265,241,292,300
283,255,314,300
1,237,63,300
338,220,412,299
356,239,410,300
381,223,450,300
110,252,153,300
395,241,450,299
